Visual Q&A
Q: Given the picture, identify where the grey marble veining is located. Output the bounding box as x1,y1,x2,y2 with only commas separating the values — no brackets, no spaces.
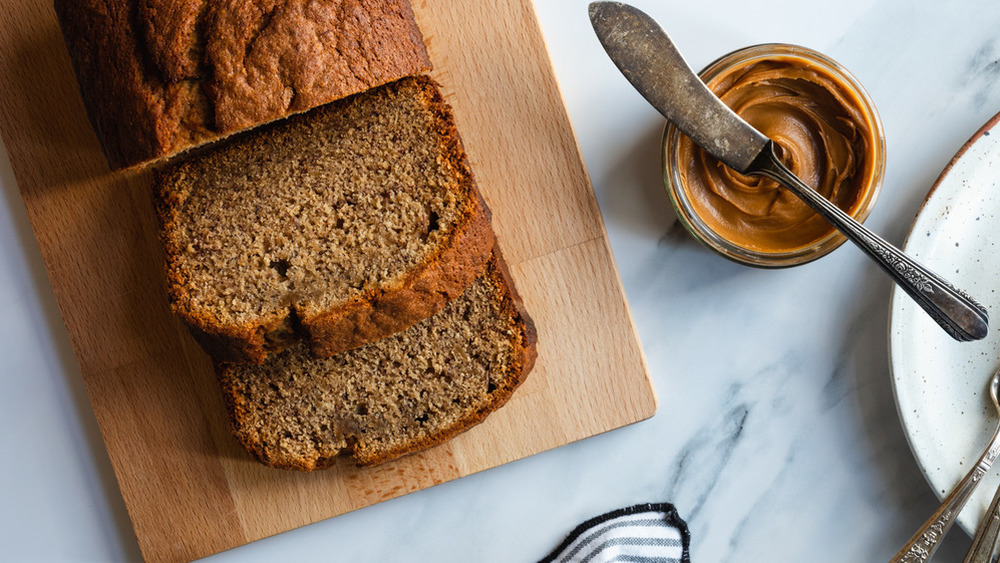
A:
4,0,1000,561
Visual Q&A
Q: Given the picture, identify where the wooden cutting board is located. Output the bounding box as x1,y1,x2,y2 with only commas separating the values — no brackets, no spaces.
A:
0,1,657,561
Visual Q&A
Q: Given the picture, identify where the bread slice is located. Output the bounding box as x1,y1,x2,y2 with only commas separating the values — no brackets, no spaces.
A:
216,251,537,469
155,75,494,364
54,0,431,169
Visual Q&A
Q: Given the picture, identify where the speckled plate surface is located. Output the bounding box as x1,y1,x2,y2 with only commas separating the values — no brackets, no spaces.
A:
890,112,1000,535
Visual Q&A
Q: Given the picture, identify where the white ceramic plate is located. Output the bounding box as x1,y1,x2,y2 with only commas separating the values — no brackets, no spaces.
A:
890,113,1000,534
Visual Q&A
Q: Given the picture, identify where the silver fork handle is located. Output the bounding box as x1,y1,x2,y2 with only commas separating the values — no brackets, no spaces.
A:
965,477,1000,563
751,144,988,342
890,430,1000,562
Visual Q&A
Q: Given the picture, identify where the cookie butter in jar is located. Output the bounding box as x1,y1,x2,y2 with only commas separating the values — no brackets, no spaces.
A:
664,44,885,267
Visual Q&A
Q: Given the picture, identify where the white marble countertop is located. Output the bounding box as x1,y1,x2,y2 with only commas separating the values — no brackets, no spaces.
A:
4,0,1000,560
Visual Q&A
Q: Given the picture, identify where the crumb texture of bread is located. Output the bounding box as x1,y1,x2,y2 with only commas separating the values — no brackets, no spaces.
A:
156,76,494,363
53,0,431,169
217,253,537,469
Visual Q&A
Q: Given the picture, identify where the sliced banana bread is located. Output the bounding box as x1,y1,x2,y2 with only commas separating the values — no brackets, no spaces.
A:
156,75,494,364
54,0,431,169
217,251,537,469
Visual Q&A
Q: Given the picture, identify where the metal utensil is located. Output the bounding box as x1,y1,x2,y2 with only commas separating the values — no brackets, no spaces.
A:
588,1,989,341
890,368,1000,562
965,481,1000,563
966,429,1000,563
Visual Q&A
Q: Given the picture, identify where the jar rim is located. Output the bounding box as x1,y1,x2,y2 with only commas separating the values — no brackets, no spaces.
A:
662,43,886,268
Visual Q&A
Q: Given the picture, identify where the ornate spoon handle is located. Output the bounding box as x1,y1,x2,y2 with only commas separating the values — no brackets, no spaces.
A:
751,143,989,342
889,427,1000,562
964,479,1000,563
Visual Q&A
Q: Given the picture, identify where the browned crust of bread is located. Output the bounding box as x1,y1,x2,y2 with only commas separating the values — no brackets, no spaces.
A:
154,76,494,364
215,248,538,470
301,78,495,358
303,190,494,359
350,250,537,467
153,169,294,365
53,0,431,170
214,374,314,470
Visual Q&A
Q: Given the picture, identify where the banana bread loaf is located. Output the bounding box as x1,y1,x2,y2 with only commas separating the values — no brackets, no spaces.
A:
53,0,431,169
217,251,537,469
155,75,494,364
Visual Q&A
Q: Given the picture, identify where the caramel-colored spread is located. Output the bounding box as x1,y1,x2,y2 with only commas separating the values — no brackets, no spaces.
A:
677,56,878,253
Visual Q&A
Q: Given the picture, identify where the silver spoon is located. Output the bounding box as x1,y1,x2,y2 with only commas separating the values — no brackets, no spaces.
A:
891,367,1000,562
965,412,1000,563
965,480,1000,563
588,1,989,341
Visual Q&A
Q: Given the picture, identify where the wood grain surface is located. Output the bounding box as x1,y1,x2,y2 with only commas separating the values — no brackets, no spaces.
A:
0,1,657,561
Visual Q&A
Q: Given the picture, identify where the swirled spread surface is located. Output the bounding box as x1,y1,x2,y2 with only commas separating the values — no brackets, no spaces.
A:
678,57,878,253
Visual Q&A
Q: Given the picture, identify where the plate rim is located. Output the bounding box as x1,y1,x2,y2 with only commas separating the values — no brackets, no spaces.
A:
888,108,1000,530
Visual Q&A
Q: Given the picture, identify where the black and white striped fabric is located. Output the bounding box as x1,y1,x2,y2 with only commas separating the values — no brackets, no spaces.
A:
541,503,690,563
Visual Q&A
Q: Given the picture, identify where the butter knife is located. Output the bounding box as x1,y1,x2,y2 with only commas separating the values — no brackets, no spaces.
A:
588,1,989,341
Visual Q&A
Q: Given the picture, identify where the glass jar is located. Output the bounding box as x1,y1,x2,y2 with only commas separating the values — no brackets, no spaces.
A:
662,43,886,268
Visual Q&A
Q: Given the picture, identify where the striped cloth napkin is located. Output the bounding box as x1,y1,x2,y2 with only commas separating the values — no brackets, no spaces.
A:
541,503,691,563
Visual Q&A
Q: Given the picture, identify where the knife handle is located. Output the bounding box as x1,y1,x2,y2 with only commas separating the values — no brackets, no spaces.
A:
750,143,989,342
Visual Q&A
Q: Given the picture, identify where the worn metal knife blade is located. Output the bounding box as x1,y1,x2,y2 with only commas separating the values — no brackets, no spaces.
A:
587,0,989,342
588,1,768,172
